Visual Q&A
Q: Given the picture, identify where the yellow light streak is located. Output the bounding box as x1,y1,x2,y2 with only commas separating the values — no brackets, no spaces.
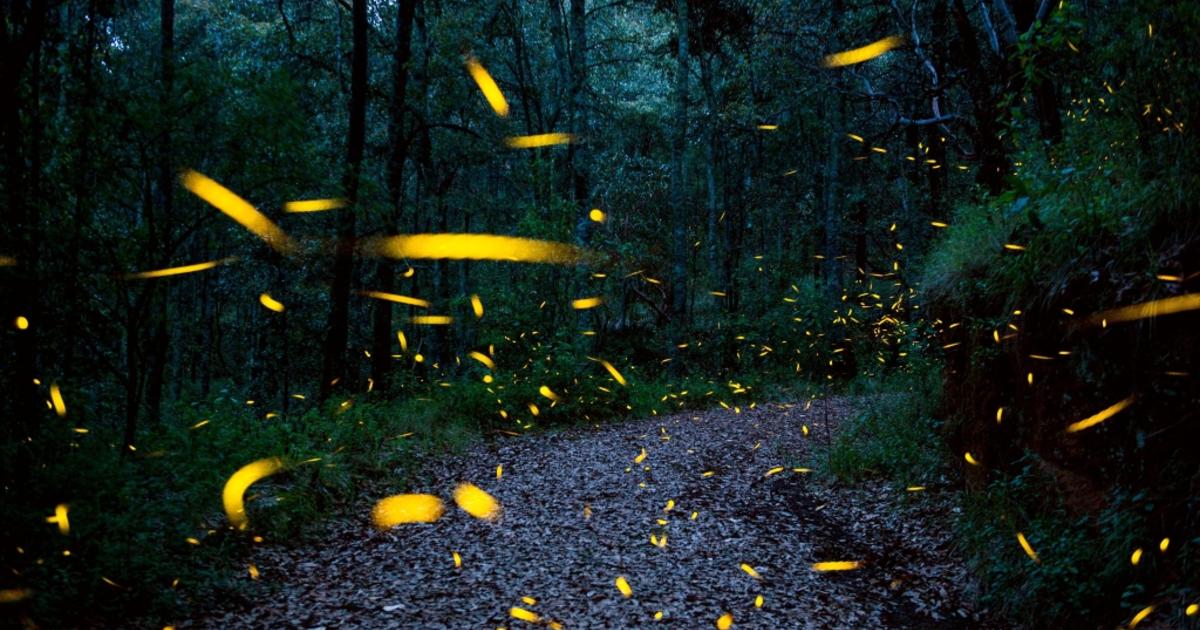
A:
411,315,452,325
283,198,345,213
223,457,285,530
361,291,430,308
823,36,904,68
127,257,236,279
180,170,295,253
465,56,509,117
1088,294,1200,325
50,383,67,417
363,233,587,265
259,293,285,312
45,503,69,535
811,560,860,571
1016,532,1040,563
615,575,633,598
371,494,444,528
504,133,574,149
453,483,500,520
1065,396,1135,433
0,589,32,604
468,351,494,369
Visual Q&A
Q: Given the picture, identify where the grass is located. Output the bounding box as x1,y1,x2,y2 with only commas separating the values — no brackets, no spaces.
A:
817,360,949,488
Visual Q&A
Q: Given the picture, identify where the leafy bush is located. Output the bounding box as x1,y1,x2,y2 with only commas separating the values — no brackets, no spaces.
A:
913,3,1200,625
0,389,476,626
824,359,948,487
955,462,1144,626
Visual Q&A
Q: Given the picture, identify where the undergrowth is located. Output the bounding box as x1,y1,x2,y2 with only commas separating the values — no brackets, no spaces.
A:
821,359,949,489
0,366,803,627
954,460,1146,626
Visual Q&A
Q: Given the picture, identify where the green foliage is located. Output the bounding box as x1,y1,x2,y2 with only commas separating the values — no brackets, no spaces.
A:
0,389,476,626
917,3,1200,626
824,360,947,486
954,463,1143,626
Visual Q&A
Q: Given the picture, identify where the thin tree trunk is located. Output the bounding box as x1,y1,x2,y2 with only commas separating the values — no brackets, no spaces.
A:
0,0,48,456
320,0,368,400
822,0,845,295
699,54,721,285
668,0,689,370
952,0,1010,193
146,0,175,424
1005,0,1063,143
370,0,417,390
123,306,142,452
823,95,844,294
977,0,1002,56
569,0,589,211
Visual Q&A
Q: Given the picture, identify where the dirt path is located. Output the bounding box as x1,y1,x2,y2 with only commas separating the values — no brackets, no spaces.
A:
186,400,998,629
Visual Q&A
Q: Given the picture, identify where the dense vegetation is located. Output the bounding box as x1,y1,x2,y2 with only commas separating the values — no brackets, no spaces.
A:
1,0,1196,627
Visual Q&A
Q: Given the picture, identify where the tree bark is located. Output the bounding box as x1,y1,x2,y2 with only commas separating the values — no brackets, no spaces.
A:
320,0,368,400
0,0,48,454
699,54,722,287
370,0,417,391
822,0,845,295
145,0,175,424
952,0,1010,193
1005,0,1063,143
668,0,689,369
569,0,589,212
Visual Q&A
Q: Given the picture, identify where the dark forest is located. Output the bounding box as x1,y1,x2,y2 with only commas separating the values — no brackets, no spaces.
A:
2,0,1199,627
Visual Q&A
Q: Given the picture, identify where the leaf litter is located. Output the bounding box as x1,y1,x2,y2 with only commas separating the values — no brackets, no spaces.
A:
185,398,1004,629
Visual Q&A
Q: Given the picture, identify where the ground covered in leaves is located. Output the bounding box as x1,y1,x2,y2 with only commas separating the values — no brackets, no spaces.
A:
186,399,1002,629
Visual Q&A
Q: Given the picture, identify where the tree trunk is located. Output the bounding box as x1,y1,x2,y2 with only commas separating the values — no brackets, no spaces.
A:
822,0,845,295
952,0,1010,194
569,0,589,212
145,0,175,424
144,308,169,424
370,0,417,391
699,54,722,286
822,95,844,294
123,307,142,452
667,0,689,369
320,0,368,400
0,0,48,455
1004,0,1063,144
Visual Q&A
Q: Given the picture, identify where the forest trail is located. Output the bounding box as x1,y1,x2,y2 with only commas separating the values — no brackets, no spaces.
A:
187,400,996,629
